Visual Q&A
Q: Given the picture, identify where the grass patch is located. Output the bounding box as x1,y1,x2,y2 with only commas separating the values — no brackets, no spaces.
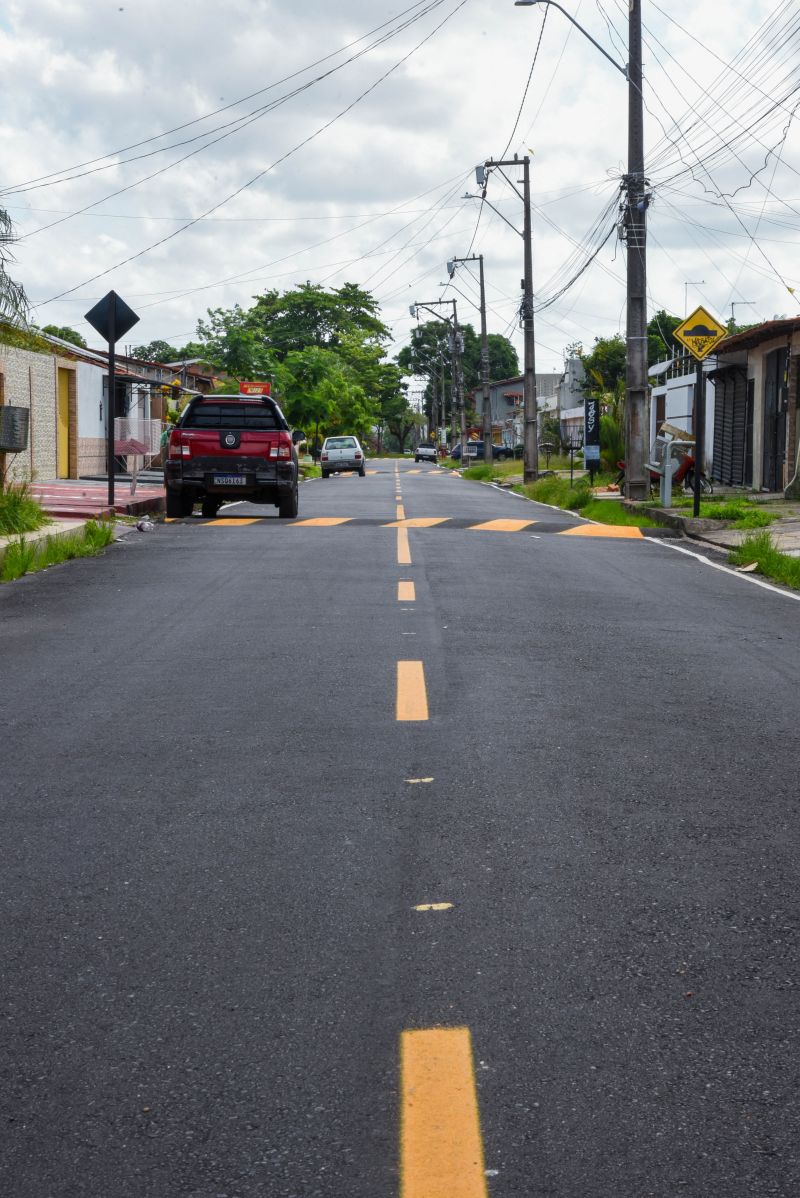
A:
301,462,322,479
728,531,800,589
461,464,496,481
1,519,116,582
0,480,48,535
518,474,659,527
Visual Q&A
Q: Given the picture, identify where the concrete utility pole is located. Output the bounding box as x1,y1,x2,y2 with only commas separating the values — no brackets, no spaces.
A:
409,299,465,454
477,156,538,481
448,254,492,464
515,0,648,497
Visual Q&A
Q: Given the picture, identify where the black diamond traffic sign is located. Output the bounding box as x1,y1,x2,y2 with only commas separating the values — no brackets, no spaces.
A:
84,290,140,344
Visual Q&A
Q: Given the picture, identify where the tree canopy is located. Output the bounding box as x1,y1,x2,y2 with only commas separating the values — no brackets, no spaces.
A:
41,325,87,348
0,209,27,324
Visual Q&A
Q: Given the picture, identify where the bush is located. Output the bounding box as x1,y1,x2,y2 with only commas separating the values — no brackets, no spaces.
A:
524,475,592,510
461,464,495,481
0,480,47,535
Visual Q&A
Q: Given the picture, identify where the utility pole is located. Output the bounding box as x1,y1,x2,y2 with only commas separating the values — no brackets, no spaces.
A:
409,299,464,455
514,0,648,497
476,155,537,480
624,0,648,501
448,254,492,464
684,280,705,317
730,300,756,328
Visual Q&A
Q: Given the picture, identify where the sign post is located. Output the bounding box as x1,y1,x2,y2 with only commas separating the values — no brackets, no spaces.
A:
583,395,601,486
84,291,140,507
673,305,726,517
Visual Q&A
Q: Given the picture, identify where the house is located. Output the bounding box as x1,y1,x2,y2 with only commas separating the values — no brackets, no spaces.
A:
471,372,562,443
0,327,77,483
712,319,800,494
0,327,184,482
648,351,716,474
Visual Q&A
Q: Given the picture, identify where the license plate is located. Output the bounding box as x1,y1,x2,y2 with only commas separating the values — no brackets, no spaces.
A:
213,474,247,485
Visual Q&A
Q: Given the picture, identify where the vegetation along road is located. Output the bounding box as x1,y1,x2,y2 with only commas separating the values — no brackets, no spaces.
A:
2,462,799,1197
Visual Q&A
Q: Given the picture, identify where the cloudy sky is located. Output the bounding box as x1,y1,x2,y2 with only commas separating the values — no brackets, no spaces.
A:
1,0,798,371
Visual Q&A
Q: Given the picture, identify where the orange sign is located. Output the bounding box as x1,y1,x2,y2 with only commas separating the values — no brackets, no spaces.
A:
239,381,271,395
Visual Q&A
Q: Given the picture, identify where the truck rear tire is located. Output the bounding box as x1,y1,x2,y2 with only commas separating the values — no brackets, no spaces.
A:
166,487,193,518
278,484,299,519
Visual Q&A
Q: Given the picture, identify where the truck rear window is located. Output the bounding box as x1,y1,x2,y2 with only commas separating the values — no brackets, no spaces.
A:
183,402,282,430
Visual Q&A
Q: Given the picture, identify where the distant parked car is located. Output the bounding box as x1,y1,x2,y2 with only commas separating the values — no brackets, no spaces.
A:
450,440,514,462
414,442,438,463
320,435,366,477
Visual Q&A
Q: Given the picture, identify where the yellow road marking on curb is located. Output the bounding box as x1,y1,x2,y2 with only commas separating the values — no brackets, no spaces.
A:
400,1028,487,1198
398,581,416,601
290,517,353,527
468,518,536,533
396,661,428,721
386,517,450,528
413,903,453,912
207,518,261,526
558,524,644,539
397,527,412,565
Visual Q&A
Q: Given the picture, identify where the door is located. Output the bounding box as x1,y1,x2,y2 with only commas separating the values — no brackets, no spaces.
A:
57,368,70,478
762,348,788,491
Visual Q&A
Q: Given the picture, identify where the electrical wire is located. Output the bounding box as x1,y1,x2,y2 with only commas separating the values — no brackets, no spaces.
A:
35,0,471,309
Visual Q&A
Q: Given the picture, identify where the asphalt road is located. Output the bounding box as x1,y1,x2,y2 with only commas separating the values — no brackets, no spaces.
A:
1,461,799,1197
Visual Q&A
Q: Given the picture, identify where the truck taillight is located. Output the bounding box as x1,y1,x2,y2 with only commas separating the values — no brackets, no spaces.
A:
169,434,191,458
269,434,292,460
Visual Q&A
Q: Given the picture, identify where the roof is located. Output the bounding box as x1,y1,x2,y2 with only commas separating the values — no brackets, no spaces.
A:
716,317,800,354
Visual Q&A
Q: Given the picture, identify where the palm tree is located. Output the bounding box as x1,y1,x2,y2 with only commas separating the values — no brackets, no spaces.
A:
0,208,29,324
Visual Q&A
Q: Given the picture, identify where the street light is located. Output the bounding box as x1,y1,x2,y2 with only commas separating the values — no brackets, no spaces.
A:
515,0,649,500
410,299,466,453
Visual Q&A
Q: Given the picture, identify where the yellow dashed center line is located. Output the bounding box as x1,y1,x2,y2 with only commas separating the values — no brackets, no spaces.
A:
397,527,412,564
396,661,428,721
398,580,416,602
400,1028,488,1198
397,503,406,519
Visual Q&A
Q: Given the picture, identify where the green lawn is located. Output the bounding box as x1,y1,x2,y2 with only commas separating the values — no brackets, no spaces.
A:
728,531,800,589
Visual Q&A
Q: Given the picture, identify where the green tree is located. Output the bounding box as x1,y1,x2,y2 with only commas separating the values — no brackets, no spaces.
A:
248,282,390,359
40,324,87,348
647,310,683,366
131,339,180,362
195,304,277,381
580,334,627,393
0,209,27,324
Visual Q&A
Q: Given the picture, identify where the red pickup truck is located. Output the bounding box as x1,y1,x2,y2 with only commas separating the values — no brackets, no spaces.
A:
164,394,301,519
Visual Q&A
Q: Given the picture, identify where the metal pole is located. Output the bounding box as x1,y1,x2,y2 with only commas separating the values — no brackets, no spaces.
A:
693,358,704,518
107,304,116,507
478,254,493,465
453,303,467,461
624,0,648,501
431,372,438,440
522,155,539,483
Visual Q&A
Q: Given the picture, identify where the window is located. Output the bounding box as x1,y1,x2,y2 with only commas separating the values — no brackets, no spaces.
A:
184,402,281,430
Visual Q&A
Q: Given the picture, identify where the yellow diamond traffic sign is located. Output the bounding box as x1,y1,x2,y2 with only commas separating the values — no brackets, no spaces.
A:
673,305,727,360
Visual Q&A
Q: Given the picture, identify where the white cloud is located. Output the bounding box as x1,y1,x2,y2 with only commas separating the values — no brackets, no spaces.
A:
0,0,796,368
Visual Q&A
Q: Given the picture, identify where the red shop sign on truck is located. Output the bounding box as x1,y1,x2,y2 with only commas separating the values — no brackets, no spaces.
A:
239,381,272,395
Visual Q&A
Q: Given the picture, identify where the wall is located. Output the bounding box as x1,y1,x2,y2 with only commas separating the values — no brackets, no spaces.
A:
0,344,58,483
76,360,106,475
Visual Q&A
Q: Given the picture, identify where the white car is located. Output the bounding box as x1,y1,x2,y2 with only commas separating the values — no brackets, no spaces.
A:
414,442,438,463
320,436,366,477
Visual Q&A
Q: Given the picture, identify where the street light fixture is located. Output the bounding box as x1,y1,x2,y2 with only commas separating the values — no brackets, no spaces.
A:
514,0,649,500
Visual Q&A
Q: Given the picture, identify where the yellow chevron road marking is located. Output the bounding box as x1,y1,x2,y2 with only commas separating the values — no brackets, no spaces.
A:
385,517,451,528
289,517,354,527
400,1027,487,1198
558,524,644,539
206,518,261,526
468,518,536,532
396,661,428,721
